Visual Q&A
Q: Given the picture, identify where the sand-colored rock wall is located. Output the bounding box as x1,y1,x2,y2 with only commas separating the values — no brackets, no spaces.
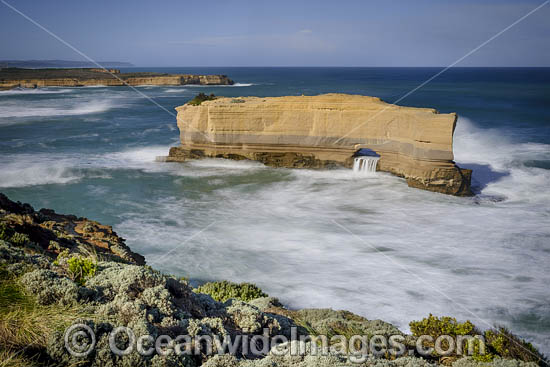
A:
167,93,471,195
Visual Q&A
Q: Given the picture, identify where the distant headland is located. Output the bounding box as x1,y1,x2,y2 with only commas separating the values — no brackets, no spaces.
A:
0,67,234,89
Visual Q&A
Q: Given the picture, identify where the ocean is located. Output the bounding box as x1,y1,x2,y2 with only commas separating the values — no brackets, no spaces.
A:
0,67,549,352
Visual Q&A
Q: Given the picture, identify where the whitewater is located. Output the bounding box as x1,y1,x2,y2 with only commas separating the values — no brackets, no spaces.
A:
0,67,548,353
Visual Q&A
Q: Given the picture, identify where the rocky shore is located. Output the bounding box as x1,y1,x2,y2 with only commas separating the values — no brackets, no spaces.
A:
0,193,545,366
0,68,233,89
166,94,472,196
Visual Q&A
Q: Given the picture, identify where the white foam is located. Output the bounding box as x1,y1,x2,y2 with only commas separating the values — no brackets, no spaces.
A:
186,82,255,87
187,158,265,170
0,88,74,95
164,88,188,93
0,146,172,188
0,157,83,188
0,99,114,119
454,116,550,203
102,146,171,166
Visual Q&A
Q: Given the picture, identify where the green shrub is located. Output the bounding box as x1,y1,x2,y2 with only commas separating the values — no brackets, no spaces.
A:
485,326,547,366
66,256,97,286
8,232,30,246
0,222,32,247
410,314,490,361
188,92,216,106
410,315,548,364
410,314,476,337
0,223,14,242
194,280,267,302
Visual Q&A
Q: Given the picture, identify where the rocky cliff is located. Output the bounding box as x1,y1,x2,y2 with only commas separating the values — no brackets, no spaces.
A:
0,68,234,88
167,94,472,196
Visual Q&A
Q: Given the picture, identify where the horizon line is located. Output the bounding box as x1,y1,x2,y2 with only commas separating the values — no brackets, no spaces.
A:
131,65,550,68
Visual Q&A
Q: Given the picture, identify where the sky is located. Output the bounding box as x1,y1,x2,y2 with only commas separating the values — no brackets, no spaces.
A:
1,0,549,67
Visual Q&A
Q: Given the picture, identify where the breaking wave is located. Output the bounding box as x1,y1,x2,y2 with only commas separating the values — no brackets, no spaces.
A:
0,99,114,120
0,88,74,95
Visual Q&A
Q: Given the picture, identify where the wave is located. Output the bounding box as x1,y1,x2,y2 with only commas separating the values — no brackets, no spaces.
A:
0,157,83,188
454,117,550,203
102,146,171,166
0,146,169,188
0,99,114,120
164,88,188,93
185,82,256,87
0,88,74,95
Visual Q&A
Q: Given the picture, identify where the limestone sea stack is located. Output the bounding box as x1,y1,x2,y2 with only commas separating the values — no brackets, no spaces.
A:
167,94,472,196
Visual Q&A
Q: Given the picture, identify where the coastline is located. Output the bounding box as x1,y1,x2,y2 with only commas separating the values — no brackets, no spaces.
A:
0,192,545,366
0,68,234,89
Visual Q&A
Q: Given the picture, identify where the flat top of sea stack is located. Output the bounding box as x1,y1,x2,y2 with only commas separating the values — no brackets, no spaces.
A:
178,93,442,115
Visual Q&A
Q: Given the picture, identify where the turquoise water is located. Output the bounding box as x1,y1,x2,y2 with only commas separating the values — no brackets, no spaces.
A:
1,67,549,352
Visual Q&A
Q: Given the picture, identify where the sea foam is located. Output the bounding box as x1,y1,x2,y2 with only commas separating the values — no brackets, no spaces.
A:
0,99,114,120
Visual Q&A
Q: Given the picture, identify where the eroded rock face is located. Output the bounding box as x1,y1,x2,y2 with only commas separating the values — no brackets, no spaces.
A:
167,94,472,196
0,193,145,264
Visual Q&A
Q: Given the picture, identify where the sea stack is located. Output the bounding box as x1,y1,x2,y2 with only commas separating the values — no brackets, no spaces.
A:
167,93,472,196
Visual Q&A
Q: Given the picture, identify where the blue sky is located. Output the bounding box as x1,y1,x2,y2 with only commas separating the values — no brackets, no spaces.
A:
1,0,549,66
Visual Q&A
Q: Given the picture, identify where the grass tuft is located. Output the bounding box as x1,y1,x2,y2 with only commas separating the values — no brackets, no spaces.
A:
0,263,92,365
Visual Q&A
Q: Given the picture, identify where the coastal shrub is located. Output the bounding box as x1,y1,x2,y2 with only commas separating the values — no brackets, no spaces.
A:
0,223,13,242
484,326,547,365
53,250,97,286
194,280,267,302
410,315,547,364
410,314,491,362
410,314,477,337
0,223,29,246
8,232,30,247
66,256,97,286
188,92,216,106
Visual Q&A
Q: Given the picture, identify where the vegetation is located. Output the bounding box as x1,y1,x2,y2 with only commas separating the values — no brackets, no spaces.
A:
0,223,29,246
410,314,548,365
188,92,217,106
410,314,477,338
0,264,89,366
53,251,97,286
66,256,97,286
194,280,267,302
485,326,547,366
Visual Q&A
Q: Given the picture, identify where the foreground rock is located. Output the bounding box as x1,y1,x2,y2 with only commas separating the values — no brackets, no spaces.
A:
0,67,233,88
0,193,144,264
1,193,545,366
167,94,472,196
